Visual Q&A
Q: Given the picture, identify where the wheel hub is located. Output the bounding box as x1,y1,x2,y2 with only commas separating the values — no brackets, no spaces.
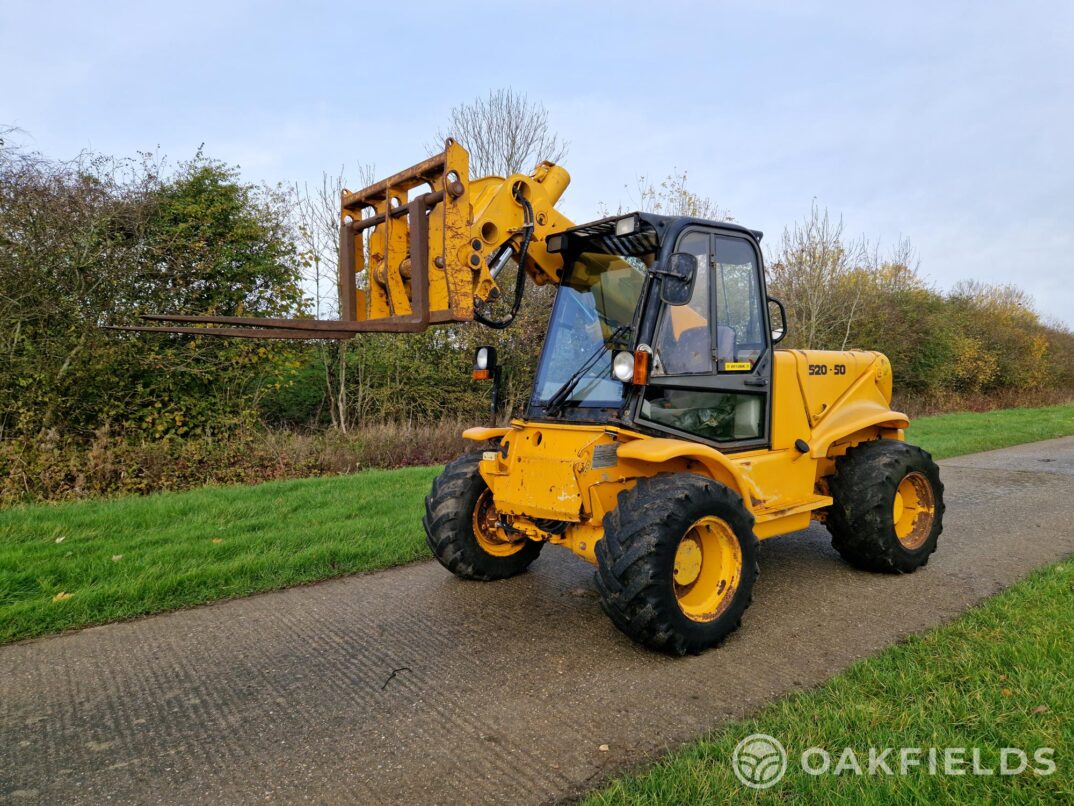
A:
472,490,528,557
673,536,703,586
892,471,936,549
673,516,743,623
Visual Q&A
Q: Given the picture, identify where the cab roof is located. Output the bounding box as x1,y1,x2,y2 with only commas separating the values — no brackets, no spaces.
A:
563,212,763,245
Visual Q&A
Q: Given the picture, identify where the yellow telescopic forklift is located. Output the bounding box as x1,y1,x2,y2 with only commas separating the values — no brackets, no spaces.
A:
126,141,944,654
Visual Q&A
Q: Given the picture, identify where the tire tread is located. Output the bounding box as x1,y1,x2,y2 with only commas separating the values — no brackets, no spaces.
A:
423,452,542,581
594,473,759,655
827,440,945,573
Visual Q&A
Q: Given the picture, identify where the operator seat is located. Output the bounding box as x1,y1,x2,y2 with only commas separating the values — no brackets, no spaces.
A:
659,323,737,375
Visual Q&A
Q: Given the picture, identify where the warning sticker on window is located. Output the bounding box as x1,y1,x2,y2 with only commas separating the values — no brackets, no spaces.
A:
724,362,753,372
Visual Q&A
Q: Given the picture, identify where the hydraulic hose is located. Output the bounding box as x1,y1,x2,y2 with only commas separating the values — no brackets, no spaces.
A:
474,186,534,330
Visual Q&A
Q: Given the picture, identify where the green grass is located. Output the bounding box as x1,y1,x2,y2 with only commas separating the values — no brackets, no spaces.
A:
586,560,1074,805
1,403,1072,645
0,466,439,643
905,403,1074,460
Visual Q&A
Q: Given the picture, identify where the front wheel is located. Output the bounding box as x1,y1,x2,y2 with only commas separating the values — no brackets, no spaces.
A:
827,439,945,573
594,473,759,655
423,452,543,581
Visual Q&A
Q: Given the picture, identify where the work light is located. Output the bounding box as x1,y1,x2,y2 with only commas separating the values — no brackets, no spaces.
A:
473,345,496,380
615,215,638,236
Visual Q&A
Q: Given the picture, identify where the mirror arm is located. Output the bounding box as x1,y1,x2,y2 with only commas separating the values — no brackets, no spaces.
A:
648,267,679,279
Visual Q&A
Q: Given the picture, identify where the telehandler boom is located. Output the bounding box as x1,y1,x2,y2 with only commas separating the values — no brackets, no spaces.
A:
122,141,945,655
124,139,573,338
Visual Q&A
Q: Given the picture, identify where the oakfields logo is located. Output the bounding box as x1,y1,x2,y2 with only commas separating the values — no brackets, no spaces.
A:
732,734,788,789
731,736,1056,790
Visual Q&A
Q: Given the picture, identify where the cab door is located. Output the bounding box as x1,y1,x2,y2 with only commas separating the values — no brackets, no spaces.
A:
635,228,773,450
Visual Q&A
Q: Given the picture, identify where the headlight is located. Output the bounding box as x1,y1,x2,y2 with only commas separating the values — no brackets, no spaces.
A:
611,350,635,382
475,347,490,370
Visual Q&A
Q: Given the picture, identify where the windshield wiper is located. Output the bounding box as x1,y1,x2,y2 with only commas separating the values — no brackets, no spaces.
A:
545,324,632,416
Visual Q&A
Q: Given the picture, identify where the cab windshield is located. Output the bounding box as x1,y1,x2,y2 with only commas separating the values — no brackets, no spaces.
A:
531,240,652,412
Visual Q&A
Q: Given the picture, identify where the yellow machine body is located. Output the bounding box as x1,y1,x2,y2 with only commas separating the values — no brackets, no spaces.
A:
465,349,906,563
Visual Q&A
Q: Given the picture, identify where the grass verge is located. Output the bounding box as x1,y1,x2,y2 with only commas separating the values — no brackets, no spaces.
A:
1,403,1072,644
904,402,1074,460
0,466,439,643
586,559,1074,804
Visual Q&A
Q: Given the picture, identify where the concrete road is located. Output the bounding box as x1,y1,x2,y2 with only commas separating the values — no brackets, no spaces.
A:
3,438,1074,804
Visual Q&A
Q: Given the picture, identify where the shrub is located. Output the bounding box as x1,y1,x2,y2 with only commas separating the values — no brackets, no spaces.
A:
0,422,474,508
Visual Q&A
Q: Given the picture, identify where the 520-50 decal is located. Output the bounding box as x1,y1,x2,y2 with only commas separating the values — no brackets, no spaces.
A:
808,363,847,376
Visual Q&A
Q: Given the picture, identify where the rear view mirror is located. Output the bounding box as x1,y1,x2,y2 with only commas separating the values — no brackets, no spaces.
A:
658,252,698,306
768,297,788,343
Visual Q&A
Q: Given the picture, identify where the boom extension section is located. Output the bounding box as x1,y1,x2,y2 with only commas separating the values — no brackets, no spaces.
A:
113,140,573,339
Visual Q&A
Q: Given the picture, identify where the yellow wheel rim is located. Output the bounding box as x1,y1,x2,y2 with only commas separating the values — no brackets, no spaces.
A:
673,516,743,623
472,489,528,557
893,471,936,549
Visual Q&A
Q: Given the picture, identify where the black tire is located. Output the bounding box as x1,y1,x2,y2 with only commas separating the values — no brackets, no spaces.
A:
594,473,759,655
827,439,945,573
423,452,543,581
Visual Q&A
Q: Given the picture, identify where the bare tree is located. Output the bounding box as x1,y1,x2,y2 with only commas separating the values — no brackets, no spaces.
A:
873,236,922,294
635,171,732,220
766,202,868,350
429,91,568,415
950,279,1039,322
434,88,568,177
599,170,732,221
0,124,23,152
291,164,376,432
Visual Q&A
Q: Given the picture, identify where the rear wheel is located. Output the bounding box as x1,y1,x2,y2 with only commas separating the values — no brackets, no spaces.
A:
827,440,944,573
594,473,759,655
423,452,543,580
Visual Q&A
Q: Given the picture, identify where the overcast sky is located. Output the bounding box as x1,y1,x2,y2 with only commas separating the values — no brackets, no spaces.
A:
4,0,1072,325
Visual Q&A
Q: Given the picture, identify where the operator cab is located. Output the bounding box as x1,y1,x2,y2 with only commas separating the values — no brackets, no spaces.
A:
528,212,784,452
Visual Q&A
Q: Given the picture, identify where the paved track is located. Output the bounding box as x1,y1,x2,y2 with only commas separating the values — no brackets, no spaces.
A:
3,438,1074,804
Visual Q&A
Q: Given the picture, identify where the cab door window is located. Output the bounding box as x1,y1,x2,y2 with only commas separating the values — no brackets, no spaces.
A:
713,235,764,370
652,231,711,376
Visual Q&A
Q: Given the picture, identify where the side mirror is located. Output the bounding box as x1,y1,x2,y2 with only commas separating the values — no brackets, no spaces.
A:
768,297,788,344
658,252,698,306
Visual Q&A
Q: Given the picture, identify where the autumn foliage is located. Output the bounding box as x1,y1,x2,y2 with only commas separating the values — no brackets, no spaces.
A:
2,137,1071,505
